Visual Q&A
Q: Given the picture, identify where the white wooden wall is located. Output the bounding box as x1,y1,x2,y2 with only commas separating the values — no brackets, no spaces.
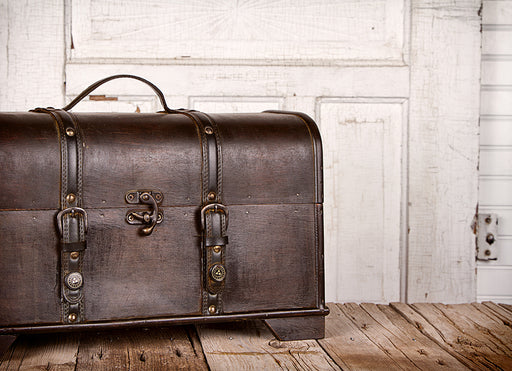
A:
0,0,482,304
478,0,512,304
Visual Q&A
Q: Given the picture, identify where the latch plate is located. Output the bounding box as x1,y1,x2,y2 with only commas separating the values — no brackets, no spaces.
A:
477,213,498,261
125,190,164,235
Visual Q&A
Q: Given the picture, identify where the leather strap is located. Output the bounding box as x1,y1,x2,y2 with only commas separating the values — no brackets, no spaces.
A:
181,111,228,316
32,108,87,324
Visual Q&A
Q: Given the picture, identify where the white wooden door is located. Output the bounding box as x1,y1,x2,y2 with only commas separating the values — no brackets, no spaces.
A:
1,0,482,303
477,0,512,304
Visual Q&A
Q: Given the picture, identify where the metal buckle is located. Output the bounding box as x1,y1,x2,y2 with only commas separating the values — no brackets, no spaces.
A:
57,207,88,236
201,203,229,230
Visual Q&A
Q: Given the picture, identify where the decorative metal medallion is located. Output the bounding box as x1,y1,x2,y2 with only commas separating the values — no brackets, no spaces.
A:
210,264,226,282
65,272,83,290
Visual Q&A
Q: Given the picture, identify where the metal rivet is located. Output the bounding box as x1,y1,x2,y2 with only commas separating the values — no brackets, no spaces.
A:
141,193,150,201
207,192,216,201
205,126,213,135
485,216,492,224
65,127,75,137
70,251,79,259
65,272,83,290
485,249,491,256
65,193,76,204
213,245,221,253
127,214,134,222
68,313,77,322
208,305,216,314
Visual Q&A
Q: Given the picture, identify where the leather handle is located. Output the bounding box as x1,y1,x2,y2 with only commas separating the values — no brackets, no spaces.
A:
62,74,179,113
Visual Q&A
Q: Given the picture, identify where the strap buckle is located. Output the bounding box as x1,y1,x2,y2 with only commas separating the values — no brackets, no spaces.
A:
201,203,229,230
57,207,88,236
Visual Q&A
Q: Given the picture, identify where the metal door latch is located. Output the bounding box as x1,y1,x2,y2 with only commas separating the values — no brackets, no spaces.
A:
477,213,498,261
125,190,164,235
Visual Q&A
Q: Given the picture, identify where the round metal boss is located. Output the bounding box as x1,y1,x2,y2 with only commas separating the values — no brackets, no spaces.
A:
65,272,83,290
210,264,226,282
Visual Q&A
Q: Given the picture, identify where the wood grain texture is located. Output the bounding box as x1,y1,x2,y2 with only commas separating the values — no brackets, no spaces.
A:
197,320,339,370
1,303,512,370
411,303,512,370
75,327,207,370
407,0,481,303
0,333,79,371
482,301,512,321
318,304,400,369
366,303,467,369
0,0,65,111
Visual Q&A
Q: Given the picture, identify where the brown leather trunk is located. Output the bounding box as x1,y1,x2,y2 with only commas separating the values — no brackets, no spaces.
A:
0,75,327,341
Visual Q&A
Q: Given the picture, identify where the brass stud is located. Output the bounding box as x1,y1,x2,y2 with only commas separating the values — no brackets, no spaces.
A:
68,313,77,322
205,126,213,135
213,245,221,253
210,264,226,282
65,193,76,204
208,305,216,314
65,127,75,137
141,193,150,201
207,192,216,201
70,251,79,259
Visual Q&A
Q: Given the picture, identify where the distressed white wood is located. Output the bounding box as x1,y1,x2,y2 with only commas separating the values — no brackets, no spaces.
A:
480,148,512,176
479,179,512,206
481,88,512,116
407,1,481,303
478,1,512,303
483,0,512,24
189,97,282,113
482,29,512,55
70,0,407,65
480,117,512,146
477,266,512,296
0,0,65,110
481,59,512,85
318,98,405,303
65,64,410,99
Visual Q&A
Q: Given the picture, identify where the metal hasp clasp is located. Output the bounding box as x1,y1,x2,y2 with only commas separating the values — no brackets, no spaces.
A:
125,190,164,235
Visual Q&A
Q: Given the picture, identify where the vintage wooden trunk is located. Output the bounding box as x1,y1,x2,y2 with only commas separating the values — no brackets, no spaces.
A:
0,75,327,340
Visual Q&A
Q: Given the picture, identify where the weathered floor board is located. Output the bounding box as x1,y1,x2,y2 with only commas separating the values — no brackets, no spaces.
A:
197,320,340,370
1,303,511,370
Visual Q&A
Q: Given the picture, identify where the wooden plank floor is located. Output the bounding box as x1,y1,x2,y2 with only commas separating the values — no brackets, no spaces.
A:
1,303,511,370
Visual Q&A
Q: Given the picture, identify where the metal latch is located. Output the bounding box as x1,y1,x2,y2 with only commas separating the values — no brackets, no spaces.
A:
477,213,498,261
125,190,163,235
